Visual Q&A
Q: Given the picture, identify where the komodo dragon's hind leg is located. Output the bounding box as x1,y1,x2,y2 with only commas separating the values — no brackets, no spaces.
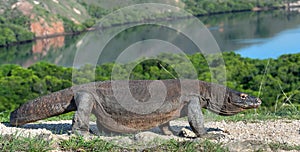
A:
72,91,95,136
187,96,207,137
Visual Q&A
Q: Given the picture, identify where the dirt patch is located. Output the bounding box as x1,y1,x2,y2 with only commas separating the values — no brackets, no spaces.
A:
13,1,33,16
30,17,65,37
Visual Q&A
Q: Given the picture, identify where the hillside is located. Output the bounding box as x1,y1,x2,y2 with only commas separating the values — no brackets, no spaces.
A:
0,0,186,46
0,0,291,46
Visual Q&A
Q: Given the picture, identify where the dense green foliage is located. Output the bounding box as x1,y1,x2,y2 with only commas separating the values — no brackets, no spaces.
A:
0,10,34,46
0,52,299,113
78,1,109,19
183,0,286,15
0,62,72,111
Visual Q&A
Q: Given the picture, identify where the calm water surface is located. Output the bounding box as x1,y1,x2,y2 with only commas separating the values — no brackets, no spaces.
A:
199,9,300,59
235,26,300,59
1,9,300,67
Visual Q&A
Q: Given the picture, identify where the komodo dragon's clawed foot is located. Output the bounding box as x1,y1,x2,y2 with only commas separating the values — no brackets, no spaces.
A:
179,127,226,140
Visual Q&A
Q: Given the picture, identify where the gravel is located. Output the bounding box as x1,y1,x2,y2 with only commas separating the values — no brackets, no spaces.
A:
1,119,299,151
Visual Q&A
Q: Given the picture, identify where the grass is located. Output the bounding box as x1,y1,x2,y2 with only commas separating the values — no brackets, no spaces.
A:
44,112,75,121
203,104,300,123
205,111,300,123
1,133,300,152
269,142,300,151
0,134,53,152
145,139,228,152
0,134,228,152
60,136,118,151
0,111,10,122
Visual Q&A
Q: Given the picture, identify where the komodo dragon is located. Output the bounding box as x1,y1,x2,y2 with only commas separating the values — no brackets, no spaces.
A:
10,79,261,137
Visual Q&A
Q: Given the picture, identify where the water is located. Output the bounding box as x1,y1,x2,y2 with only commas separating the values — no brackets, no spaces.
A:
199,9,300,59
1,9,300,67
235,26,300,59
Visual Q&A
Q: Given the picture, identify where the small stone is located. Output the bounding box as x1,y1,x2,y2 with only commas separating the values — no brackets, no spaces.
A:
224,130,230,135
179,127,197,138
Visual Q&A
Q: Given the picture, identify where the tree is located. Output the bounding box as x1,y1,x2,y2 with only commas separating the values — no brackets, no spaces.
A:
2,27,16,44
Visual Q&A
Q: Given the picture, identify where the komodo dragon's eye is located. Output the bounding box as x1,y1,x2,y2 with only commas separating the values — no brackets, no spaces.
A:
240,93,248,100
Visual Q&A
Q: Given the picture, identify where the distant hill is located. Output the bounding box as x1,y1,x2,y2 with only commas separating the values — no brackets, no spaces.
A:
0,0,185,25
0,0,288,46
0,0,185,44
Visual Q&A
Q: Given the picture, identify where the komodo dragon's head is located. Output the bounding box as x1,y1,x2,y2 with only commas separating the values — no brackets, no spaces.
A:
206,88,262,116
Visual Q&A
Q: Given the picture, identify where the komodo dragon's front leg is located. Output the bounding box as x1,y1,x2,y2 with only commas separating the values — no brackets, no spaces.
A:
187,96,206,136
186,95,226,139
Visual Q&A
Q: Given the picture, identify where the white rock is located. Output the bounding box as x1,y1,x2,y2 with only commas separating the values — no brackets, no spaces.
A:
33,1,40,5
52,0,59,4
73,8,81,15
180,127,197,138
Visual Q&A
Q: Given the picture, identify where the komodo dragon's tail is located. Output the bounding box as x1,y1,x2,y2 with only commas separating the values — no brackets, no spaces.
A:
10,88,77,126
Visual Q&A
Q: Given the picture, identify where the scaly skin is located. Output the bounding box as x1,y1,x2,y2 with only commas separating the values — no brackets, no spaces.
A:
10,79,261,137
10,87,77,126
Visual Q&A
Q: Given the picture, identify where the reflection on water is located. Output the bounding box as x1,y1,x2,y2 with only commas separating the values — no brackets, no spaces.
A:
33,36,65,55
0,34,81,67
1,10,300,67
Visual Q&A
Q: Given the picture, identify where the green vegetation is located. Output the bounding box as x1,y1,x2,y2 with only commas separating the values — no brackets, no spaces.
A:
1,134,299,151
269,142,300,151
204,106,300,122
0,52,299,114
59,136,118,151
0,10,34,46
0,134,228,152
145,139,228,152
0,134,53,151
78,1,109,19
183,0,285,15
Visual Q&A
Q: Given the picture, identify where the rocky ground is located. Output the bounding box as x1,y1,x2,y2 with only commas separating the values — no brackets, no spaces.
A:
0,119,299,151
